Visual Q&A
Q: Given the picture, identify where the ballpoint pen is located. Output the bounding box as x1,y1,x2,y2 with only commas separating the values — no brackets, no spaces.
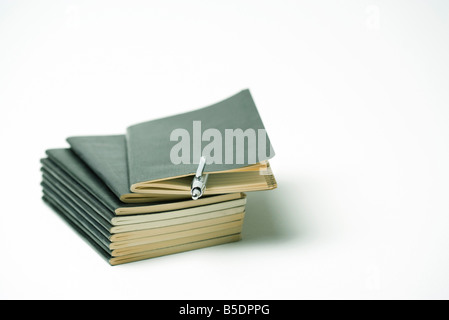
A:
191,156,209,200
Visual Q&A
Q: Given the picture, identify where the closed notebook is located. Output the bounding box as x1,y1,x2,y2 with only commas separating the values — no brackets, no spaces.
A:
42,195,242,266
41,188,243,256
41,149,246,265
41,173,245,233
126,89,277,195
43,149,245,216
67,135,191,203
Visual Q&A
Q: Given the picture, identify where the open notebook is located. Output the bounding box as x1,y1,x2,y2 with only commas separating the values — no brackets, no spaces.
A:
69,89,277,199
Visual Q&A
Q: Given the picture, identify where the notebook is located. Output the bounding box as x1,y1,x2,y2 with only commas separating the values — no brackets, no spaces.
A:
43,149,245,216
43,195,242,266
126,89,277,196
41,150,246,265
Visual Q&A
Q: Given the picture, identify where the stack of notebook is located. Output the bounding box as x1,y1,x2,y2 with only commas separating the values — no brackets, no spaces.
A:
41,90,277,265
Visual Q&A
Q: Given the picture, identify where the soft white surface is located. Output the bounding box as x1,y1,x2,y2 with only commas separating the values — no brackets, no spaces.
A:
1,0,449,299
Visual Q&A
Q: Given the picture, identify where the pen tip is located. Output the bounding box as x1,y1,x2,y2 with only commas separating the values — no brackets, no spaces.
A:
191,188,201,200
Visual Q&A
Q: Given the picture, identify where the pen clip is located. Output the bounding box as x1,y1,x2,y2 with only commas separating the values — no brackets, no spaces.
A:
191,156,208,200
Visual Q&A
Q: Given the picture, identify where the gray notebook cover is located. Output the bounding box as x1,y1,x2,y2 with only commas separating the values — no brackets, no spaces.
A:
126,89,275,186
66,135,129,199
40,165,113,231
45,149,128,212
42,193,111,260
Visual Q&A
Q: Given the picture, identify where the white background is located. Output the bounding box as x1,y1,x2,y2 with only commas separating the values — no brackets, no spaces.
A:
1,0,449,300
